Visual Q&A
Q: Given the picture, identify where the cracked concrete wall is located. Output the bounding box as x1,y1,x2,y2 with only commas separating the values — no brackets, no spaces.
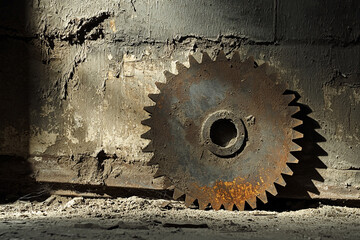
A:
0,0,359,195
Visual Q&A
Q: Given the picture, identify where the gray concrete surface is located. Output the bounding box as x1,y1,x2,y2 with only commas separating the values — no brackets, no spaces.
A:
0,196,360,240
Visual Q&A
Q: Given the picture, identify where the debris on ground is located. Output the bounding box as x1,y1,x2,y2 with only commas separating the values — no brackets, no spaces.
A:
0,196,359,239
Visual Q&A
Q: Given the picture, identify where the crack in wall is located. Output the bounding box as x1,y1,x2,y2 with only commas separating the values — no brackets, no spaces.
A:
130,0,137,12
60,46,87,100
36,11,112,49
61,12,111,45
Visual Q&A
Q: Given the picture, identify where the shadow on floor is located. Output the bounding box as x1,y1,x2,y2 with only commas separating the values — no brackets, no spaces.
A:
0,155,40,203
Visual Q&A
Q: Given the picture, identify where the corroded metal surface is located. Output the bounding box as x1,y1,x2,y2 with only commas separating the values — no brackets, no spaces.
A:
142,51,303,210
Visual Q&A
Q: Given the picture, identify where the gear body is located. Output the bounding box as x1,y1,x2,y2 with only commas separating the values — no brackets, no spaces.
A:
142,51,302,210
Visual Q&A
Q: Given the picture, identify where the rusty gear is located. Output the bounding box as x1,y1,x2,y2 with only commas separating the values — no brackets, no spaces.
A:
142,51,302,210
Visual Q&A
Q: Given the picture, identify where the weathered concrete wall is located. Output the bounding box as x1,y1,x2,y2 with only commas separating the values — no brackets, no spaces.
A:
0,0,359,199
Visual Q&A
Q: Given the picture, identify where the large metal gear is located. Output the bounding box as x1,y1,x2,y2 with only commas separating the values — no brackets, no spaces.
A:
142,51,303,210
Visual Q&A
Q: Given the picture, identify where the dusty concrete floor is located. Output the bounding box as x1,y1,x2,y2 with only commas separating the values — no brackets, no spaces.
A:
0,196,359,240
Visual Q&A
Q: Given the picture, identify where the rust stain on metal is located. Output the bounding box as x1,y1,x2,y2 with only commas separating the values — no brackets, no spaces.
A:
192,177,263,210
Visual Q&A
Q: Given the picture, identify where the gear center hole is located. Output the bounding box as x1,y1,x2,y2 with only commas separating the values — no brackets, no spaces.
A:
210,119,237,147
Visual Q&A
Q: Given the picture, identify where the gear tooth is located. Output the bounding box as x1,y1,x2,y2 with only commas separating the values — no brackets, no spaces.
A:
258,62,269,71
184,195,196,207
289,106,301,116
211,201,222,211
141,118,152,127
216,50,228,61
142,141,154,152
290,142,302,152
148,156,158,165
257,192,268,204
292,119,303,128
284,94,296,104
223,202,234,211
244,56,255,65
173,188,185,200
176,61,187,73
198,201,209,210
287,153,299,164
275,175,286,186
246,197,257,209
269,73,280,85
164,70,175,80
148,93,160,103
293,131,304,139
282,165,294,176
201,52,213,63
266,184,278,196
231,51,241,62
162,176,173,189
188,55,199,67
281,81,290,90
235,201,245,211
143,106,155,114
154,168,165,178
155,81,166,90
141,129,152,140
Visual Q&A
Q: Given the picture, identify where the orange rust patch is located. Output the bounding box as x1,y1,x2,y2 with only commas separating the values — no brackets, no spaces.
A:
192,177,262,207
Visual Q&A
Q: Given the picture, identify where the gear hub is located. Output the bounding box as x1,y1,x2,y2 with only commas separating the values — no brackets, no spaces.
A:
142,51,303,210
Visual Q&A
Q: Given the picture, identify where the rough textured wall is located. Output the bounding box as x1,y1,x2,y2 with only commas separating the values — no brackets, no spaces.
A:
0,0,359,199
